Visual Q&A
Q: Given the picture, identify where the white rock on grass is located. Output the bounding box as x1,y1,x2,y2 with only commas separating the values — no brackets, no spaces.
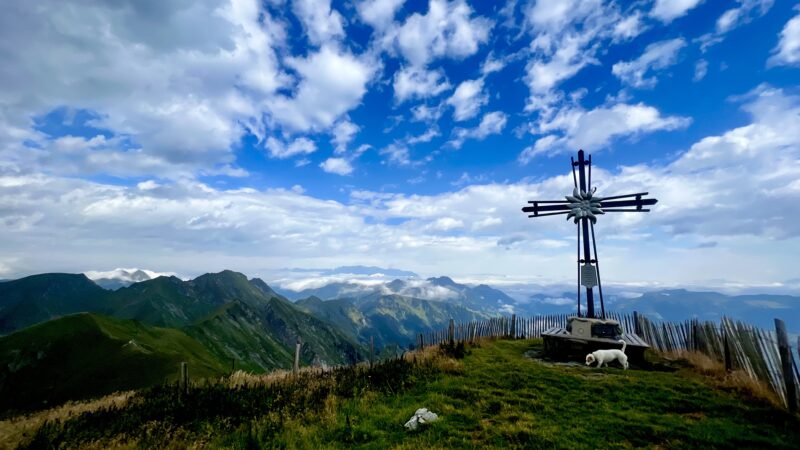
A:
404,408,439,430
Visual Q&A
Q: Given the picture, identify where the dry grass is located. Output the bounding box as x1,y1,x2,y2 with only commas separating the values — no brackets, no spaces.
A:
660,350,783,408
0,391,133,450
224,344,464,390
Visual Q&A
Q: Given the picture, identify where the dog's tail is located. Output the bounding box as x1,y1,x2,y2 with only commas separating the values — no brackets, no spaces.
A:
618,338,627,353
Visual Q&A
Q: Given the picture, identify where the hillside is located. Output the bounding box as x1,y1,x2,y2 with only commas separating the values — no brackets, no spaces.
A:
0,274,111,334
9,339,798,449
0,270,364,369
110,270,280,328
0,313,226,416
296,294,487,347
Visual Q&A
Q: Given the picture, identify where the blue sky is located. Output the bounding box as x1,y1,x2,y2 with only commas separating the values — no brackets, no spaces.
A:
2,0,800,293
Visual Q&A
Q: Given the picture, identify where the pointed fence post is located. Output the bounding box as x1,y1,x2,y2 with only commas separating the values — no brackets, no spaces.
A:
511,314,517,339
448,318,455,345
775,319,797,413
293,338,301,376
180,362,188,395
722,327,732,372
633,311,642,336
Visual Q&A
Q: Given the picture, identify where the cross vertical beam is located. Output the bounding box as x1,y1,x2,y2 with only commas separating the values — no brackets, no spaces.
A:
574,150,596,318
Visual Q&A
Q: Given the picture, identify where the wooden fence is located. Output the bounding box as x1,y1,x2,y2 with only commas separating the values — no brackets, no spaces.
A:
416,311,800,411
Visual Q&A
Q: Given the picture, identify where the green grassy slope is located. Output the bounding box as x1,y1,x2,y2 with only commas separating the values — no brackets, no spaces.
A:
185,301,294,372
19,339,798,449
262,296,365,366
297,294,487,348
0,274,111,334
0,313,226,415
298,340,798,449
244,340,800,448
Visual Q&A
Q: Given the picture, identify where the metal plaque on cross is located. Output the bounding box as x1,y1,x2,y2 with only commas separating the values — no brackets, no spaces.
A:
581,264,598,288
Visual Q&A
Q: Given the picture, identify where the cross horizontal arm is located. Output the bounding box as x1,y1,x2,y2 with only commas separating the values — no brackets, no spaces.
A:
597,192,650,201
521,203,571,214
598,198,657,209
527,200,569,204
601,208,651,212
527,211,571,218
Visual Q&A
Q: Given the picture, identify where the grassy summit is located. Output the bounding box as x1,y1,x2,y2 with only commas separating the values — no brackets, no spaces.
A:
11,339,799,449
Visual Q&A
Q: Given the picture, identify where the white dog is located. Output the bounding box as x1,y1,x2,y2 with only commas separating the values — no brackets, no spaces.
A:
585,340,628,370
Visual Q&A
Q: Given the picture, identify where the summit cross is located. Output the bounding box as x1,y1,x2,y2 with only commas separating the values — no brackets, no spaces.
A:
521,149,658,319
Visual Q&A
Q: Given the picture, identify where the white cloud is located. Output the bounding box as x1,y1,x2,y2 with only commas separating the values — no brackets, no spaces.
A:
522,102,691,161
407,128,440,144
380,143,412,165
0,0,287,178
2,87,799,286
85,268,175,282
612,38,686,88
320,157,354,175
650,0,704,23
265,137,317,159
331,120,360,154
449,111,508,148
428,217,464,231
394,0,492,67
481,52,507,75
358,0,406,31
411,103,445,122
393,66,451,103
613,12,645,42
521,0,629,113
698,0,774,51
292,0,345,46
693,59,709,81
768,8,800,67
447,79,487,121
268,46,377,131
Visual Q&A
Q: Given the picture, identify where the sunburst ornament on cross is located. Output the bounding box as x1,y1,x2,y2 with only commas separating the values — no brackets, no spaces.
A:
521,149,658,319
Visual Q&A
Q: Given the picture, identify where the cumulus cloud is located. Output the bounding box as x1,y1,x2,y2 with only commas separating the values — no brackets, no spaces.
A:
698,0,774,51
650,0,704,23
768,7,800,67
268,46,377,131
357,0,406,31
449,111,508,148
389,0,492,102
292,0,345,46
521,102,691,161
320,157,354,175
612,38,686,88
0,0,287,178
265,137,317,159
331,120,360,154
2,87,799,286
613,12,645,42
379,143,412,165
693,59,709,81
447,79,488,121
393,66,451,103
394,0,492,67
522,0,616,105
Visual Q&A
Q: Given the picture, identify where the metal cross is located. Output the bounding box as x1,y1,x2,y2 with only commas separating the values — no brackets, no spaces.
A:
521,149,657,319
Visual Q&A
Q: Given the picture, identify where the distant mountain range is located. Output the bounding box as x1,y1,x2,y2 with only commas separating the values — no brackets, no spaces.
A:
1,269,798,414
278,275,516,314
516,289,800,333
